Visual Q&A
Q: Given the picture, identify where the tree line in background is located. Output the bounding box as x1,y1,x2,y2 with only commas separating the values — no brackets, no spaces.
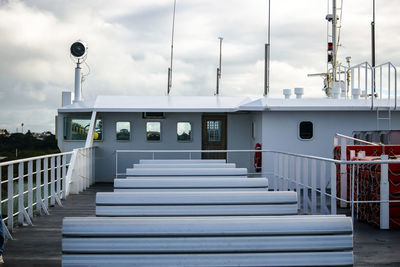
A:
0,131,60,161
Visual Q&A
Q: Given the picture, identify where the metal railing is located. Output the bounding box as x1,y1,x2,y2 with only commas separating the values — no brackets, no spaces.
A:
348,61,397,109
115,149,263,178
0,146,95,238
116,148,400,229
65,147,96,194
373,62,398,109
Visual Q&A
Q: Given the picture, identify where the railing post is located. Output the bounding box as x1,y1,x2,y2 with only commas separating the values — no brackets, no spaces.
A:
115,151,118,179
56,156,61,199
78,150,83,192
379,66,382,99
320,161,327,214
88,148,92,185
295,157,301,210
7,165,13,232
351,164,355,224
273,153,278,191
50,157,55,206
36,159,42,215
43,158,49,208
365,62,368,99
380,154,389,229
330,162,337,215
18,163,24,225
340,137,347,207
388,64,391,101
351,68,354,91
289,156,295,190
62,155,67,200
311,159,317,214
92,148,95,184
27,160,33,219
86,149,90,188
278,154,283,191
394,65,397,110
302,158,309,214
283,155,289,191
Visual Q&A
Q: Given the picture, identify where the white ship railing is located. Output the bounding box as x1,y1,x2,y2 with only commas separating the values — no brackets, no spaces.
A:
349,61,397,109
116,149,400,229
0,146,95,238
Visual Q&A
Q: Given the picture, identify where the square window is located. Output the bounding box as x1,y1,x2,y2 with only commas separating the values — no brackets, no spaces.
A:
116,122,130,140
146,122,161,141
207,120,222,142
177,122,192,141
64,117,102,141
299,121,313,140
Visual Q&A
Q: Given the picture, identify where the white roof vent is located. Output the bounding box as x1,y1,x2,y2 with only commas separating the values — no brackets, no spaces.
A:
283,89,292,99
294,87,304,99
332,86,340,99
352,88,361,99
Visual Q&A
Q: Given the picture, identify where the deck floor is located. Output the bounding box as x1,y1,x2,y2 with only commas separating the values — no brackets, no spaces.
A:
2,183,400,266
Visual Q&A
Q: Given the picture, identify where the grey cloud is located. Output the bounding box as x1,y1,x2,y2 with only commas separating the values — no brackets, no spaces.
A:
0,0,399,133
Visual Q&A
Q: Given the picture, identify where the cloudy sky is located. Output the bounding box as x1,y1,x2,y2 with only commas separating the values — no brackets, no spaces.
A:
0,0,399,133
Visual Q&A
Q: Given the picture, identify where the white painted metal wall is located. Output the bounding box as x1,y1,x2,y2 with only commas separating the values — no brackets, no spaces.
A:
261,110,400,175
58,112,256,182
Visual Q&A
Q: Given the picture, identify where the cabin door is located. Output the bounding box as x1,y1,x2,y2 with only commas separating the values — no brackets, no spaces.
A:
201,115,227,159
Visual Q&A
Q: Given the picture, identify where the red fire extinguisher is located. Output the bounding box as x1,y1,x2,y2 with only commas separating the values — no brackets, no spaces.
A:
254,143,262,173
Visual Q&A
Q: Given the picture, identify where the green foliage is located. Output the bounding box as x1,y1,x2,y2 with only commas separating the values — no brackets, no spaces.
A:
0,132,60,161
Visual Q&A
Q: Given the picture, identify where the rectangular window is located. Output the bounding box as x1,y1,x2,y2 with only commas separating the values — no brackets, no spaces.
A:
299,121,313,140
146,122,161,141
116,122,131,141
177,122,192,141
64,117,102,141
207,120,222,142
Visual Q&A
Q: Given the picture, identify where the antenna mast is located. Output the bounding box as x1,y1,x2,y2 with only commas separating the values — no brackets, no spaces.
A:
371,0,376,94
167,0,177,95
332,0,337,83
216,37,223,95
264,0,271,96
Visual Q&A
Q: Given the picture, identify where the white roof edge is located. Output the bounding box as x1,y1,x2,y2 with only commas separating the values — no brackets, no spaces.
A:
57,95,398,113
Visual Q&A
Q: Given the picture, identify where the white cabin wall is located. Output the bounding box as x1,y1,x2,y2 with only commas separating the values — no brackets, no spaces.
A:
261,110,400,176
94,112,202,182
226,113,254,171
250,112,263,147
248,112,263,174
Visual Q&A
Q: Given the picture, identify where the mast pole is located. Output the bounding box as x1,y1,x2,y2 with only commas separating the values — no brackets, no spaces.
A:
264,0,271,96
167,0,177,95
216,37,223,96
371,0,376,94
332,0,337,83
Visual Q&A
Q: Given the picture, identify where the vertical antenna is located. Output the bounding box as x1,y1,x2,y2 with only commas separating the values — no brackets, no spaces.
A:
167,0,177,95
371,0,376,94
332,0,337,83
264,0,271,96
216,37,223,96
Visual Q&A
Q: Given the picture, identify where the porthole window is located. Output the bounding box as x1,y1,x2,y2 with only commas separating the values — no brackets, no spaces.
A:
299,121,313,140
146,122,161,141
116,122,130,141
177,122,192,142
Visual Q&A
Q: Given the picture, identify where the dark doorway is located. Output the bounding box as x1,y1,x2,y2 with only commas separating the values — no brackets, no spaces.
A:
201,115,227,159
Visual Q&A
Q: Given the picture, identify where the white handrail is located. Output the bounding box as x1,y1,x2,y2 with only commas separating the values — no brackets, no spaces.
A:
0,151,73,167
0,147,95,238
335,133,378,146
116,149,400,229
